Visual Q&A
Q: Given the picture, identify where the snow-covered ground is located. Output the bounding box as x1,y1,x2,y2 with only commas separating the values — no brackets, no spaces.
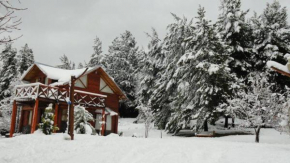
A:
0,118,290,163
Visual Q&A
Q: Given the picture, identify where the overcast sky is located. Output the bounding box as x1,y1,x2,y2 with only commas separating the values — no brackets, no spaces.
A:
5,0,290,66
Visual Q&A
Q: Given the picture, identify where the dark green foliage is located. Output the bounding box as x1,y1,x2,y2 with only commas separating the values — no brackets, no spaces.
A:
18,44,34,74
0,44,18,100
38,104,59,135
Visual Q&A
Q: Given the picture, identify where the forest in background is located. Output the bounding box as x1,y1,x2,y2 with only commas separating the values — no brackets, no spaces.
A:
1,0,290,137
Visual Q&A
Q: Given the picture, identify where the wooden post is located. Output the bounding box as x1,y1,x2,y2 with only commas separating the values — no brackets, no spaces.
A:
101,108,105,136
224,116,228,128
68,76,75,140
31,98,39,133
9,101,17,137
115,115,119,134
67,68,88,140
53,103,59,133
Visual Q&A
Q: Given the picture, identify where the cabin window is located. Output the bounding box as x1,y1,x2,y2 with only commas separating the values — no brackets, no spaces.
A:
28,111,32,125
100,78,113,94
75,75,87,88
45,78,48,85
51,79,58,84
106,115,112,131
61,109,68,121
95,114,102,130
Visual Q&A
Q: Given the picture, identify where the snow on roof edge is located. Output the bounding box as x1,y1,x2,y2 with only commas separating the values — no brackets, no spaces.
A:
21,62,101,83
266,61,290,74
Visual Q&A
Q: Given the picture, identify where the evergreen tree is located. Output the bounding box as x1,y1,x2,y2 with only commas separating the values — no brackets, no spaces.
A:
103,31,139,115
74,105,96,135
78,63,84,69
18,44,34,74
0,76,22,131
148,14,194,129
57,54,75,70
136,28,162,121
216,0,253,78
0,44,18,100
166,6,236,133
38,104,59,135
251,1,290,92
88,36,104,67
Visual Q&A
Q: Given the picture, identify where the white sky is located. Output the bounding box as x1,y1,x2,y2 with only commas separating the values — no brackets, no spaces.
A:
5,0,290,66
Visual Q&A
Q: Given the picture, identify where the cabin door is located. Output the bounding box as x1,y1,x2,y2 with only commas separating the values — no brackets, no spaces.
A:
21,110,33,134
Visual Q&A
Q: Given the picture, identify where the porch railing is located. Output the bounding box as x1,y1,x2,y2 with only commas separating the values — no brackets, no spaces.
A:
14,83,106,107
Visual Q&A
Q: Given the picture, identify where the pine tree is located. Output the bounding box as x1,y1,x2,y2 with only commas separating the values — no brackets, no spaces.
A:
18,44,34,74
251,1,290,92
103,31,139,114
57,54,75,70
88,36,104,67
0,44,18,100
38,104,59,135
136,28,162,121
216,0,253,78
74,105,96,135
0,76,22,131
78,63,84,69
166,6,236,133
148,14,194,129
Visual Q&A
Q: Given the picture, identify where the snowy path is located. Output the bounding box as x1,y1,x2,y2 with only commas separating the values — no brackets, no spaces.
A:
0,118,290,163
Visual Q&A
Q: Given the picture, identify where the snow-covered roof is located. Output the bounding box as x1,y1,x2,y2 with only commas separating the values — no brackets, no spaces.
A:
267,61,290,74
21,62,99,86
21,62,127,99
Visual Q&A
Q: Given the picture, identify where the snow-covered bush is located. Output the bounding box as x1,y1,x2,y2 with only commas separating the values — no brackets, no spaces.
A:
226,72,289,143
136,105,154,138
38,104,59,135
74,105,96,135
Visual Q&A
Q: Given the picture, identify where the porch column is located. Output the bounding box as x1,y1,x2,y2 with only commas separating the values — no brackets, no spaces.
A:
115,115,119,134
9,100,17,137
53,103,59,133
101,108,105,136
31,98,39,133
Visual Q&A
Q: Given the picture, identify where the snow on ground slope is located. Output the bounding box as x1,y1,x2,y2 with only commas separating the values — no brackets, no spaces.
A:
0,118,290,163
118,118,171,138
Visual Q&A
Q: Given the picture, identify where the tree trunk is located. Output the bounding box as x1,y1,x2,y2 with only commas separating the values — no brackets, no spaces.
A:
204,120,208,132
224,116,228,128
232,118,235,128
255,126,261,143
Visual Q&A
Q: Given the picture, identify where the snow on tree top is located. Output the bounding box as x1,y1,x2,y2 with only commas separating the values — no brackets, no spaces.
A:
21,62,100,85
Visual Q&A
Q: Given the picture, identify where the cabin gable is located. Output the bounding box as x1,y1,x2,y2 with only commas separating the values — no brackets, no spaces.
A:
22,65,47,84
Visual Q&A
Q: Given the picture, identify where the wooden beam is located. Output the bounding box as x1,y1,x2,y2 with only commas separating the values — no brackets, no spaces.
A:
101,108,105,136
115,115,119,134
9,100,17,138
53,103,59,133
271,67,290,77
31,98,39,133
68,76,75,140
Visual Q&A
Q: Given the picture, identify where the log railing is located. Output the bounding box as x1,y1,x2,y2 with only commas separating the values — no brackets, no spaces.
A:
14,83,106,107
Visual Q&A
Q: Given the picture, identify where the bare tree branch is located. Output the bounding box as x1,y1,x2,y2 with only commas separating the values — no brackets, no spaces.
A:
0,0,27,44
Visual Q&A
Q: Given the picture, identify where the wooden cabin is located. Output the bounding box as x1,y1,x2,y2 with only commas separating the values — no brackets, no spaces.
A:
9,63,126,137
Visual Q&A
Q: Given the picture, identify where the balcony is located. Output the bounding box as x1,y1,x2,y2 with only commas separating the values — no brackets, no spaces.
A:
14,83,106,107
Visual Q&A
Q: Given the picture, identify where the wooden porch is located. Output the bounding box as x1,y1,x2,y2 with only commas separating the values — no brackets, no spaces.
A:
9,83,108,137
